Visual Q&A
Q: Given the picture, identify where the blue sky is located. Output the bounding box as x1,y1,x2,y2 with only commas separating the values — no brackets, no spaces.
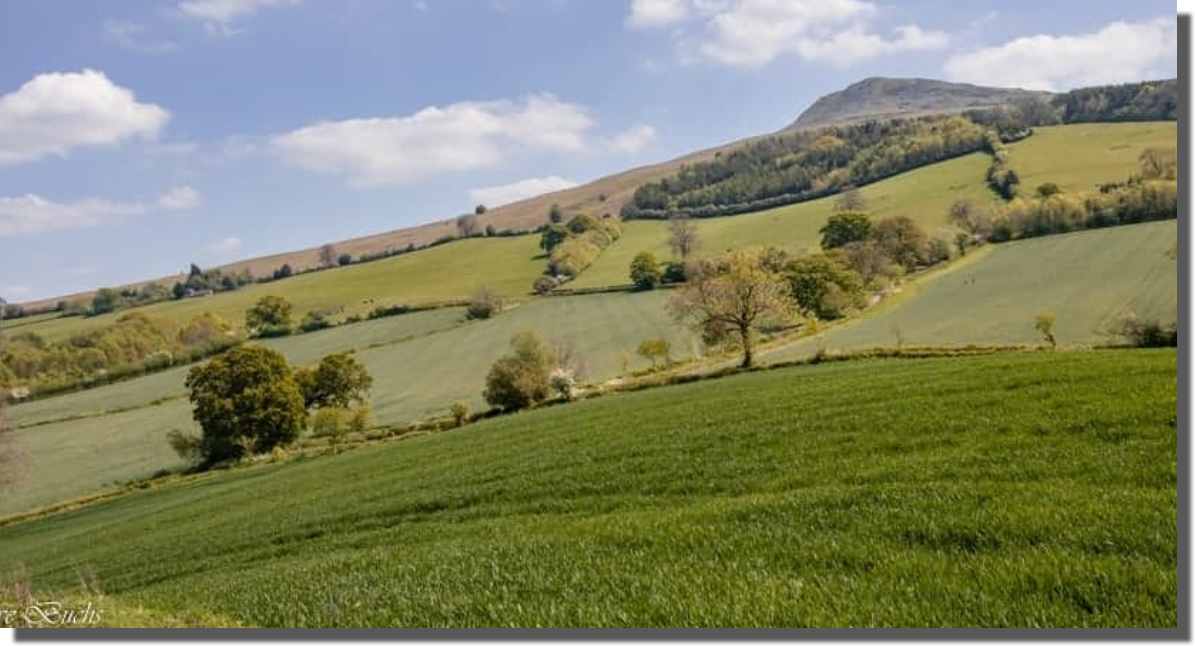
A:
0,0,1177,303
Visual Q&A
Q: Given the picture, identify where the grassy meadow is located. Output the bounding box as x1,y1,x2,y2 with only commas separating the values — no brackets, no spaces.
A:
12,235,545,343
1005,121,1178,192
0,350,1176,627
764,220,1178,362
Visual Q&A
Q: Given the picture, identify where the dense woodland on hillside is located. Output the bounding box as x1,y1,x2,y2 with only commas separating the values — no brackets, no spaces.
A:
624,80,1177,219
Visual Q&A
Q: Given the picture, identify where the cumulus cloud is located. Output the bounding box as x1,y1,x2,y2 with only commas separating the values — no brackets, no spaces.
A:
272,94,595,187
468,176,580,207
607,124,658,154
177,0,301,35
628,0,948,68
0,186,200,237
0,69,168,166
943,18,1177,91
205,236,243,253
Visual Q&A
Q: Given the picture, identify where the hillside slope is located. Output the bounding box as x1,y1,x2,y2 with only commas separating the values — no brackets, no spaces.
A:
2,290,694,517
789,77,1050,130
765,220,1178,362
572,122,1175,289
0,350,1176,627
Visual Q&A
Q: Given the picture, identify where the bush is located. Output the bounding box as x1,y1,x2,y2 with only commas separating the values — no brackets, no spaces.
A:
246,295,294,337
637,338,671,369
483,331,553,410
533,276,558,295
338,253,353,266
450,401,469,427
629,252,662,290
300,309,334,333
1109,313,1177,347
311,407,348,442
466,288,503,320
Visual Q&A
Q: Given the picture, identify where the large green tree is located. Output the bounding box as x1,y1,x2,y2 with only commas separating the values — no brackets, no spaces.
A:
484,331,553,410
784,254,865,320
295,353,373,410
185,345,307,465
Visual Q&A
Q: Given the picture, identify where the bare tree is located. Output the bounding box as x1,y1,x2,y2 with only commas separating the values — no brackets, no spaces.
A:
668,250,795,368
667,214,700,261
319,244,338,268
833,185,866,213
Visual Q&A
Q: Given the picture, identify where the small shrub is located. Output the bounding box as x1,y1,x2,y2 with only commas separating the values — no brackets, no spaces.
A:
1034,312,1057,349
533,275,558,295
467,288,503,320
450,401,470,427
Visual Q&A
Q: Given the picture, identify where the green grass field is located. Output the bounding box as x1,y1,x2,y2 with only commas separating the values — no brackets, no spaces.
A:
765,220,1178,362
15,235,545,343
1006,122,1178,193
2,291,694,517
0,350,1176,627
571,122,1177,289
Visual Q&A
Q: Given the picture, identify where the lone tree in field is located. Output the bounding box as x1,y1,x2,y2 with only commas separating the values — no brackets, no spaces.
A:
294,353,374,410
833,185,866,212
185,345,308,465
629,252,662,291
1034,312,1057,350
466,287,503,320
245,295,294,336
319,244,338,268
669,250,795,368
637,338,671,369
667,214,700,261
484,331,553,410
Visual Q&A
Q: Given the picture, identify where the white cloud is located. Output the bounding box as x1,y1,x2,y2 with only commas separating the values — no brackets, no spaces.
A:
205,236,243,253
177,0,300,35
468,176,580,207
272,94,595,187
0,186,199,237
626,0,693,28
943,18,1177,91
0,70,169,166
629,0,948,68
102,19,178,53
157,185,202,211
607,124,658,154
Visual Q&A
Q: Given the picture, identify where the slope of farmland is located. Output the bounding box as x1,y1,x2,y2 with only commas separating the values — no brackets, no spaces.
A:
764,220,1177,362
1,291,694,518
570,122,1176,289
14,235,544,343
0,350,1176,627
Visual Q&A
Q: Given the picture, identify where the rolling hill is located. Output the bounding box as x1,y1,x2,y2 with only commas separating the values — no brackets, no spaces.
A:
0,350,1176,627
9,76,1084,313
571,122,1175,289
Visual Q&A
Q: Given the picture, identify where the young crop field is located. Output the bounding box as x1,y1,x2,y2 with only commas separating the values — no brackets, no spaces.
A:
2,291,693,517
765,220,1178,362
0,350,1176,627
